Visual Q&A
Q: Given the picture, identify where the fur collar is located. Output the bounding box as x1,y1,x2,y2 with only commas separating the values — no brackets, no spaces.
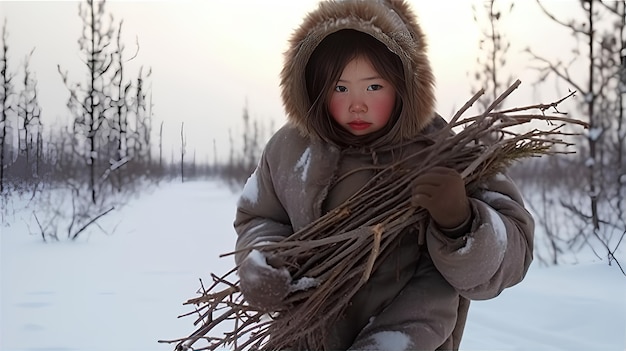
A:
280,0,436,143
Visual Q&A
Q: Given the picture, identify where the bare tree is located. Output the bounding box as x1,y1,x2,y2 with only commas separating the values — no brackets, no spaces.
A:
241,101,261,173
17,48,42,179
33,0,143,241
109,19,133,192
220,102,274,187
528,0,625,267
0,19,15,194
180,121,186,182
158,120,163,174
600,2,626,224
470,0,515,109
130,66,152,168
213,138,218,173
58,0,116,204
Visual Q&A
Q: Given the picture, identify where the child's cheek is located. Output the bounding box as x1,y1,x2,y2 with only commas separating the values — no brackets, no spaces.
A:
370,92,396,125
328,95,347,123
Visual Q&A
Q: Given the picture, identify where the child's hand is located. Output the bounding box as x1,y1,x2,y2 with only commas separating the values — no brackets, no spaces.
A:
411,167,471,230
238,250,292,311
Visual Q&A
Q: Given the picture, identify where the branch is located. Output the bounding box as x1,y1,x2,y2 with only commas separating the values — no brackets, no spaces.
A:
496,89,577,115
525,51,585,94
70,206,115,241
99,156,130,184
535,0,590,35
597,0,621,16
33,212,47,243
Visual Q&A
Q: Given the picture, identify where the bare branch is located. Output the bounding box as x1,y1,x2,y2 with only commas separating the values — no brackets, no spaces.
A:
535,0,589,35
70,206,114,241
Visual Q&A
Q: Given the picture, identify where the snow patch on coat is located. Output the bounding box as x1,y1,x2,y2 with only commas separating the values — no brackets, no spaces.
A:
494,172,508,182
484,206,508,249
243,249,291,282
240,169,259,205
457,236,475,255
478,190,513,204
367,331,412,351
294,148,312,182
242,250,267,282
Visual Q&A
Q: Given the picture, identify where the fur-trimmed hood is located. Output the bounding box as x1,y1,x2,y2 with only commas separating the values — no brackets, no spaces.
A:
280,0,436,143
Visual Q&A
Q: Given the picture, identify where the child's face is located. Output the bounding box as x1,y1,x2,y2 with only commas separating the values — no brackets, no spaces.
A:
328,56,396,136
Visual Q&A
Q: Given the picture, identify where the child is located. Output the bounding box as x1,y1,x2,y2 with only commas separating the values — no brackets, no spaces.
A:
234,1,534,350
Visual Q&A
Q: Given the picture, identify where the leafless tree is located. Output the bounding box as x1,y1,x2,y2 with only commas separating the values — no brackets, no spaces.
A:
241,102,259,172
218,102,275,188
470,0,515,109
0,19,15,194
29,0,149,242
109,19,133,192
528,0,625,268
58,0,117,204
158,120,163,174
130,66,152,168
180,121,186,182
17,48,42,179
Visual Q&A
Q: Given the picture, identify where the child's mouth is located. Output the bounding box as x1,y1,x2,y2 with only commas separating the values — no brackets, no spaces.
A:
348,121,372,130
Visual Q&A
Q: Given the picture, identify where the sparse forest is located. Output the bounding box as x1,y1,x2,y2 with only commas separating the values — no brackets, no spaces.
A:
0,0,269,241
0,0,624,267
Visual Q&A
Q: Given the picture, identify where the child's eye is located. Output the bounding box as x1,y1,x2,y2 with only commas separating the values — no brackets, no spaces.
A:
367,84,383,91
334,86,348,92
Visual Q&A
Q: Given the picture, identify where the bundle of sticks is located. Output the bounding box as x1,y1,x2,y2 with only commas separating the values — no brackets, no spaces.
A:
159,80,588,351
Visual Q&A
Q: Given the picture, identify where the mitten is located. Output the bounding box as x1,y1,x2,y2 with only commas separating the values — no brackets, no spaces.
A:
411,166,472,236
238,249,292,311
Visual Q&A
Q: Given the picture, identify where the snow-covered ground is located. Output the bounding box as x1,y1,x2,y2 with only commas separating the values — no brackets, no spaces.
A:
1,180,625,351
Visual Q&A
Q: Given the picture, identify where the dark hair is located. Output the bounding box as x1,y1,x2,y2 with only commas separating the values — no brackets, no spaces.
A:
305,29,405,148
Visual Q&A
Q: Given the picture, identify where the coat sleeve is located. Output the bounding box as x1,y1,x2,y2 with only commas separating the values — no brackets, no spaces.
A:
233,146,294,265
425,172,534,300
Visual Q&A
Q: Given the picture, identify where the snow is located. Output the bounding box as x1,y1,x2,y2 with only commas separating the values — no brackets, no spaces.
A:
494,172,508,182
294,147,311,182
484,205,508,248
2,180,626,351
463,262,626,351
369,330,412,351
588,127,603,141
478,189,512,204
240,169,259,204
244,250,269,281
290,276,320,292
456,236,474,255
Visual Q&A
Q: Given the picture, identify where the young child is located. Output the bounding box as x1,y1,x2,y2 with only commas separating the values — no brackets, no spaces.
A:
234,1,534,350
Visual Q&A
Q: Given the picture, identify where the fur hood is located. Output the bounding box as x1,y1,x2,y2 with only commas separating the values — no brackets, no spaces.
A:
280,0,436,142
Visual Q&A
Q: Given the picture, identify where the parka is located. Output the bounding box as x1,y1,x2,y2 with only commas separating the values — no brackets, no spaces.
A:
234,1,534,350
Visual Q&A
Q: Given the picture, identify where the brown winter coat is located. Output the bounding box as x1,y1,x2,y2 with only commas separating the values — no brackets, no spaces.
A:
234,1,534,350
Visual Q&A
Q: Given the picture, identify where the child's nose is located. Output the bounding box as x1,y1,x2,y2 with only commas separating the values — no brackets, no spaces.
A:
349,100,367,113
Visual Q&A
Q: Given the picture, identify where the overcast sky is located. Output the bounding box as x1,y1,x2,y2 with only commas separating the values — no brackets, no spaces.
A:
1,0,581,162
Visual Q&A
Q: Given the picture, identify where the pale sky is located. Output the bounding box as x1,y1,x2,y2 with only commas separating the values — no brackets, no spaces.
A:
1,0,582,162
